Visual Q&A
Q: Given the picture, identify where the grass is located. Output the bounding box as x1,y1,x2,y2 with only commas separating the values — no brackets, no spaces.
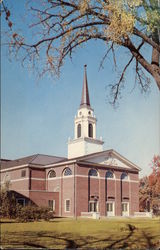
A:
1,217,160,249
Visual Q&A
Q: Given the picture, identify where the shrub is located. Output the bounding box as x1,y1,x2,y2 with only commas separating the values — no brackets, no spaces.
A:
17,206,54,222
0,190,20,219
0,189,54,222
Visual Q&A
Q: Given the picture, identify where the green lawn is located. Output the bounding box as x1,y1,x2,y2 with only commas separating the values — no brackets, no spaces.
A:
1,217,160,249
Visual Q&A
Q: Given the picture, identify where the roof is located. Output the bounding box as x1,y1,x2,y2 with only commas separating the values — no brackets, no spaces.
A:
43,149,141,172
0,154,67,170
80,65,91,107
1,150,141,172
75,149,141,171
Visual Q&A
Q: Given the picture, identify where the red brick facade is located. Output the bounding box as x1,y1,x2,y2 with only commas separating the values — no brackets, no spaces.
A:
0,152,140,218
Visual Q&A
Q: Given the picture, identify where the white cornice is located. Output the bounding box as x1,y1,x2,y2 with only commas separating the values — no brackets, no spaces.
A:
77,160,139,173
1,164,28,173
68,137,104,145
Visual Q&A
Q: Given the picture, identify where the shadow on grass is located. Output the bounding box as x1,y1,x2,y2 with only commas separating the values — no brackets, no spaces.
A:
2,223,158,249
0,221,17,224
23,242,47,249
141,231,155,249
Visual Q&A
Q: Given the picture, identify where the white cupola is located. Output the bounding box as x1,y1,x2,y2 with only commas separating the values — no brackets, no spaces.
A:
68,65,104,159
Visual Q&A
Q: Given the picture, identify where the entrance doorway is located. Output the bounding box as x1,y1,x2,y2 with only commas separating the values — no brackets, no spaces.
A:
122,202,129,216
89,201,98,212
106,202,115,216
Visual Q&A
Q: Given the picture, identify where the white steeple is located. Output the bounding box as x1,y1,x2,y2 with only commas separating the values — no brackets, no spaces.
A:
68,65,104,159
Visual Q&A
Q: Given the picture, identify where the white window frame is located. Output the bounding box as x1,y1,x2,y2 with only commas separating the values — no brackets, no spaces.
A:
106,171,115,179
89,201,99,212
121,173,129,181
48,170,56,179
63,168,72,177
65,199,71,212
106,201,115,216
88,169,99,178
48,200,56,211
122,202,129,216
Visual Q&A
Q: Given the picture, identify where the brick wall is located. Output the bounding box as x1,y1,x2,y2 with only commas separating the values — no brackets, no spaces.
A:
29,168,46,191
29,191,59,216
1,162,139,218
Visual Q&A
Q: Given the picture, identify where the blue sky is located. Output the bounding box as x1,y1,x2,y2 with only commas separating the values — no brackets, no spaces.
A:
1,0,160,177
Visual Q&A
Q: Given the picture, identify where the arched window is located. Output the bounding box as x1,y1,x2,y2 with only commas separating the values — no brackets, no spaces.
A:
89,169,98,177
63,167,72,176
106,170,114,179
88,123,93,138
77,124,81,138
48,170,56,178
121,172,128,180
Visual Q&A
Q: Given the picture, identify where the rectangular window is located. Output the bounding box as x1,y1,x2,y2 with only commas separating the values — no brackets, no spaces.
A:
21,170,26,177
107,203,113,212
16,198,25,206
89,201,98,212
65,199,70,212
122,203,128,212
48,200,55,211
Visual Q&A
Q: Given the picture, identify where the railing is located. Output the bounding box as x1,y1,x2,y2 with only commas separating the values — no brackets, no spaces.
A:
81,212,100,219
134,212,153,218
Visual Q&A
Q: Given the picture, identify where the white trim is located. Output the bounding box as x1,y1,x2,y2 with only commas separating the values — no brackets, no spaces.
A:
48,176,61,180
0,177,45,184
88,168,99,177
0,189,55,192
30,190,56,192
1,164,28,173
65,199,71,212
48,174,137,182
0,150,141,172
0,174,139,184
121,172,130,181
48,199,56,211
0,160,75,172
89,200,99,212
122,202,130,216
63,175,73,178
89,176,99,178
106,201,115,216
112,151,141,171
48,169,56,178
75,174,139,183
31,177,45,181
45,160,76,168
78,150,141,171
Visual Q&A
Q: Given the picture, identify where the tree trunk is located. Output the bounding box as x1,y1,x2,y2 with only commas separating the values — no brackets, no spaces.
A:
151,28,160,90
151,28,159,67
124,38,160,90
152,69,160,90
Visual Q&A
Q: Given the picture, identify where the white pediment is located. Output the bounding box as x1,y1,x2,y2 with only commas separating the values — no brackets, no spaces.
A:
82,150,140,171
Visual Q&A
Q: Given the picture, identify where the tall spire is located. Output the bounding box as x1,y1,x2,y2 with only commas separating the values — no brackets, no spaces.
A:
80,65,90,107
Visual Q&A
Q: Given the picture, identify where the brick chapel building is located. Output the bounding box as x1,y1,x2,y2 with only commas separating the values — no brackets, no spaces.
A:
0,66,140,217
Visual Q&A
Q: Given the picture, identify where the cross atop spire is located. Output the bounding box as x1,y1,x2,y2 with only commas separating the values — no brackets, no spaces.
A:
80,65,91,107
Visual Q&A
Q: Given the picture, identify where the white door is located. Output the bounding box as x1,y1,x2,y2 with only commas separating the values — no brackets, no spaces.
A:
122,202,129,216
106,202,115,216
89,201,98,212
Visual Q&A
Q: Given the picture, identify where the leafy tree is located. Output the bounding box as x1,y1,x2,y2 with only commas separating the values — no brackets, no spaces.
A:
0,183,19,218
139,176,150,211
139,155,160,214
1,0,160,103
149,155,160,212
